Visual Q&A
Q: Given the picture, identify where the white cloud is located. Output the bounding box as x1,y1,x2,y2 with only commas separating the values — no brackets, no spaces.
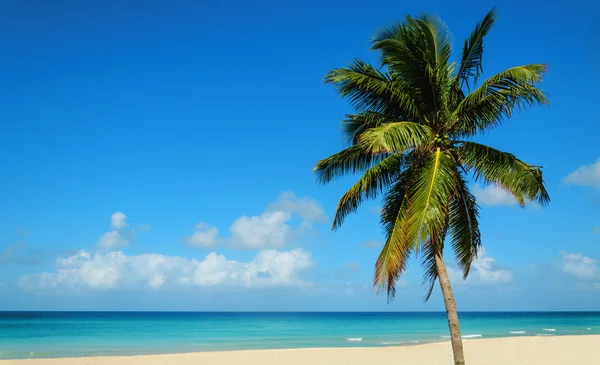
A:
267,191,328,224
96,231,129,250
110,212,129,230
18,249,313,292
564,158,600,190
561,253,599,281
184,222,219,249
471,185,517,206
185,192,327,250
471,254,513,284
229,211,292,249
95,212,135,250
447,250,512,285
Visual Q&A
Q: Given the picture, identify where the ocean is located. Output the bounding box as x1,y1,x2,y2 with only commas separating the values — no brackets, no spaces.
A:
0,312,599,359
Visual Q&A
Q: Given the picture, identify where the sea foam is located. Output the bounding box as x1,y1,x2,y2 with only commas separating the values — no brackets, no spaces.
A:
462,334,483,339
509,331,526,334
380,340,420,345
440,334,482,340
542,328,556,332
346,338,363,342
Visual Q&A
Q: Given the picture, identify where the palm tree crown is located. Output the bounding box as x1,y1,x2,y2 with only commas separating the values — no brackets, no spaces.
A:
314,9,550,300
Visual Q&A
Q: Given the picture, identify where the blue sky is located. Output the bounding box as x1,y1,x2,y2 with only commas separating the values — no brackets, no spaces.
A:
1,0,600,311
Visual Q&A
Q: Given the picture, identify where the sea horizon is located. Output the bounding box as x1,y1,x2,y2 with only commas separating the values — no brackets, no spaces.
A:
2,310,600,313
2,311,599,359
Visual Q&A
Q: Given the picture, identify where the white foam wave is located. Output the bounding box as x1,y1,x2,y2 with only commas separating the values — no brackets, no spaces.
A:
346,338,363,342
440,334,482,340
542,328,556,332
380,340,420,345
536,334,553,336
509,331,526,334
586,328,592,330
462,334,482,339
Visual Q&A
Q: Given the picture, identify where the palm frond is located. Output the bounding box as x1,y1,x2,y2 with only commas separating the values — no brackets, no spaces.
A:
313,144,387,184
421,229,445,301
374,164,417,301
416,15,453,68
332,153,405,230
358,121,433,154
449,167,481,278
456,141,550,206
372,16,442,118
451,65,548,136
456,8,498,88
324,59,421,119
340,112,389,145
401,148,457,251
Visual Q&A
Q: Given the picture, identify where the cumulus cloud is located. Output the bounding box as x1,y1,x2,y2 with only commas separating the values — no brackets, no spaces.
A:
96,231,129,250
229,211,292,249
184,222,220,248
560,253,599,281
18,249,313,292
110,212,129,230
95,212,135,250
447,250,512,285
185,192,327,250
564,158,600,190
471,254,513,284
266,191,328,224
471,185,517,206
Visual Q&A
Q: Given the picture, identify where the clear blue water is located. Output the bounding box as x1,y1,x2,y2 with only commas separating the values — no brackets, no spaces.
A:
1,312,599,359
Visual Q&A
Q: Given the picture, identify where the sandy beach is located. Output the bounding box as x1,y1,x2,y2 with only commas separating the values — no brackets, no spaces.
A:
1,335,597,365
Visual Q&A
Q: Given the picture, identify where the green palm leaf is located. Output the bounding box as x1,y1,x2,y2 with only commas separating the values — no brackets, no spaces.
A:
324,59,421,119
456,8,498,88
340,112,389,145
372,15,453,120
374,164,418,300
449,167,481,278
456,141,550,206
332,153,405,230
452,65,548,136
421,231,444,301
313,144,387,184
358,121,433,154
402,148,457,251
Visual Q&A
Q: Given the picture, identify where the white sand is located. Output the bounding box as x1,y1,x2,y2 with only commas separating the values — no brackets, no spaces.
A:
1,335,596,365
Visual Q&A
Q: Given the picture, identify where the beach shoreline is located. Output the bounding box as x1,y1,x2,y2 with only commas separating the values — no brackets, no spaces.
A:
2,335,598,365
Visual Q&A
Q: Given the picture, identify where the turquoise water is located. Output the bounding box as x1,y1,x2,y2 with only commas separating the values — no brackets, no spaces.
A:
1,312,599,359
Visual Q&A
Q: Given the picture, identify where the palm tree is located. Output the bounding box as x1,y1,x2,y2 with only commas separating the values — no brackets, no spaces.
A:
314,9,549,365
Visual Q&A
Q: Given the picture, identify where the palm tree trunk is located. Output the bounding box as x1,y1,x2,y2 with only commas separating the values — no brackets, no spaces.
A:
435,253,466,365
